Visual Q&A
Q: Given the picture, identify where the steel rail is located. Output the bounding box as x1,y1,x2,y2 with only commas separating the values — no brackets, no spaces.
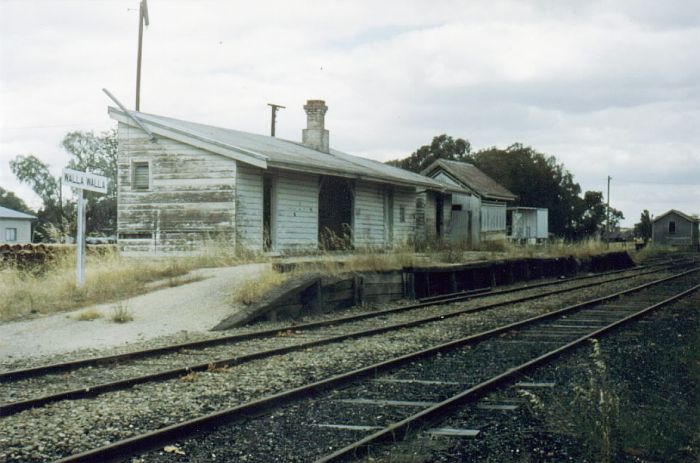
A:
315,282,700,463
0,265,682,416
0,261,674,383
50,268,698,463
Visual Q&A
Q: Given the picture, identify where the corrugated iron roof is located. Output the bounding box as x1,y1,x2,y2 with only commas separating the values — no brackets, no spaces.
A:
0,206,36,220
422,159,517,201
108,107,467,193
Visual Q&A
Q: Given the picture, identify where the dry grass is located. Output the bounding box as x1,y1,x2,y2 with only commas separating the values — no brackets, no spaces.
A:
0,243,264,322
73,308,103,321
206,363,230,373
110,301,133,323
316,249,423,275
629,245,671,265
180,371,199,382
485,238,640,261
231,269,289,305
227,239,652,308
1,235,654,323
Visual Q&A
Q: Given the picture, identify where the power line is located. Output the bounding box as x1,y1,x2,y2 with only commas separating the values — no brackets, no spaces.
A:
611,179,700,186
1,123,100,130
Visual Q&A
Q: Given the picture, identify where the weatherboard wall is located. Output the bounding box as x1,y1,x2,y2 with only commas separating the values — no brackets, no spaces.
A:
0,218,32,244
116,122,237,255
353,181,385,247
480,201,507,241
393,186,417,245
235,164,264,252
652,211,699,249
274,170,319,250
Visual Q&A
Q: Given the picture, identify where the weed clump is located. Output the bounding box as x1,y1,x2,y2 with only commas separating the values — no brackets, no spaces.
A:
110,302,133,323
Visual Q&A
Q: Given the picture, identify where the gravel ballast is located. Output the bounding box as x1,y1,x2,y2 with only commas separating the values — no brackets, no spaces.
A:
0,269,692,462
369,286,700,463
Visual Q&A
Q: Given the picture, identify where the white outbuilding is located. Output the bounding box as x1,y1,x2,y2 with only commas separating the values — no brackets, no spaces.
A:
0,206,36,244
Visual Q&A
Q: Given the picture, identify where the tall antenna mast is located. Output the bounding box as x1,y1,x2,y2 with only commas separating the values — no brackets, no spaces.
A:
135,0,150,111
267,103,285,137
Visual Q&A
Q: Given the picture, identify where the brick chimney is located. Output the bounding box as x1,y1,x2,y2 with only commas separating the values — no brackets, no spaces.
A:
302,100,329,153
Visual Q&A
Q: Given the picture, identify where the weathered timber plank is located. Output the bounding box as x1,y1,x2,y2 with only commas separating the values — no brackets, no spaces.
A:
214,273,322,329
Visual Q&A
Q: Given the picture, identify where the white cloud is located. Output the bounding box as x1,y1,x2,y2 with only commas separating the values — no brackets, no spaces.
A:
1,0,698,225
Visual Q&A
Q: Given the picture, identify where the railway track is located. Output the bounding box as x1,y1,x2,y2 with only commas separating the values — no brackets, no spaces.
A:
0,261,686,417
2,260,677,380
373,292,700,462
2,266,692,463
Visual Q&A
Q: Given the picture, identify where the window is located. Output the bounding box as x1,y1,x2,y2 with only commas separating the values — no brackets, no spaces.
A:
132,161,150,190
399,205,406,223
5,228,17,242
452,204,463,211
669,221,676,234
118,232,153,239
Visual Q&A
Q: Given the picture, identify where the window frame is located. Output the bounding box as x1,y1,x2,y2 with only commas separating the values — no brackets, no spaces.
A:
131,160,151,191
5,227,17,242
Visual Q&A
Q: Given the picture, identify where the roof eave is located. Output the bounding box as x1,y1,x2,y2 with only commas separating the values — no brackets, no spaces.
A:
108,107,268,169
267,160,461,192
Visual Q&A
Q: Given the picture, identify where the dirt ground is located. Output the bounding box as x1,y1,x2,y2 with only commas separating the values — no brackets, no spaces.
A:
0,263,269,361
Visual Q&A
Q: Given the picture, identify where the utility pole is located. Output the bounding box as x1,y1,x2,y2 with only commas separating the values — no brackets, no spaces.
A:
606,175,612,244
135,0,150,111
267,103,285,137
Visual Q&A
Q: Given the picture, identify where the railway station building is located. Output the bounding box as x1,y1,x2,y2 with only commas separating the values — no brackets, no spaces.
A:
109,100,466,255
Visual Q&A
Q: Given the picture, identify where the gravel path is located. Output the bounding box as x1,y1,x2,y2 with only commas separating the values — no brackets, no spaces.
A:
0,263,269,361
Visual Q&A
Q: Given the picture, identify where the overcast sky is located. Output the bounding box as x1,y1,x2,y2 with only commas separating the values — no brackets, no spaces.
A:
1,0,698,227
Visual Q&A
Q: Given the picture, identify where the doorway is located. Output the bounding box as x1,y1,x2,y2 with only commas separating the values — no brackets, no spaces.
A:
436,193,444,238
263,174,274,251
318,176,353,250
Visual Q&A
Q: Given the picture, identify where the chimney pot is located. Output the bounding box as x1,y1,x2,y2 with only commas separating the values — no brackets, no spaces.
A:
302,99,329,153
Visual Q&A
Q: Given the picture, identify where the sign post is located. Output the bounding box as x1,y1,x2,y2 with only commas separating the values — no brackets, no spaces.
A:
62,168,109,287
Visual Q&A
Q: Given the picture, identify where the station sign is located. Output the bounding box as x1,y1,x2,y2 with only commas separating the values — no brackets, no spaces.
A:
62,167,110,287
62,168,109,194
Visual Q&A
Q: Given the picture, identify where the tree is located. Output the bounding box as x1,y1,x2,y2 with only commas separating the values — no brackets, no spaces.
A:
62,130,118,234
10,129,118,241
386,134,471,173
10,154,68,241
389,137,623,240
634,209,653,242
467,144,583,238
0,187,34,214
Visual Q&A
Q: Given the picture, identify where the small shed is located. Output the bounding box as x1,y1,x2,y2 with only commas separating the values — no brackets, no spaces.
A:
652,209,699,250
421,159,516,245
110,100,464,255
507,207,549,244
0,206,36,244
